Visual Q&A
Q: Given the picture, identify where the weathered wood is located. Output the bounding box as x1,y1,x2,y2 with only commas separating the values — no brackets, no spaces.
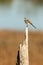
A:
19,26,29,65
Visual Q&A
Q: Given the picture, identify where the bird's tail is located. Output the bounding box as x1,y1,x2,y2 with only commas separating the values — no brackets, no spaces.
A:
31,23,36,29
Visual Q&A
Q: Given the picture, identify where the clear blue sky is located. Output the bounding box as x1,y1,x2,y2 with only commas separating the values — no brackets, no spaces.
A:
0,0,43,31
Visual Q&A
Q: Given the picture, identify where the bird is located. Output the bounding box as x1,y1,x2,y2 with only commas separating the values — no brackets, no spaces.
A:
24,18,36,29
